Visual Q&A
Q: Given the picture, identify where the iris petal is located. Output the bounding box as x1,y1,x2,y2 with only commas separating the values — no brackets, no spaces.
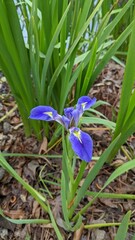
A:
61,116,70,129
71,109,81,127
29,106,58,121
55,114,70,129
64,107,74,120
69,127,93,162
77,96,96,110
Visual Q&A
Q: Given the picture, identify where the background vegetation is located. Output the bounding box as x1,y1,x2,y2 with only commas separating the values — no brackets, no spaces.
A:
0,0,135,239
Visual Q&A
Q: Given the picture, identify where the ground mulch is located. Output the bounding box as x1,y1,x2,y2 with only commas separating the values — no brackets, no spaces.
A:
0,61,135,240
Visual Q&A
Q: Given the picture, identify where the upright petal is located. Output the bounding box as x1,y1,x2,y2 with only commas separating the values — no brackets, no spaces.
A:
64,107,74,120
69,127,93,162
71,108,81,127
61,116,70,129
77,96,96,111
29,106,58,121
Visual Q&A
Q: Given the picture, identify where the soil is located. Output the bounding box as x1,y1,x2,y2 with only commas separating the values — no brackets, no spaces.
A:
0,61,135,240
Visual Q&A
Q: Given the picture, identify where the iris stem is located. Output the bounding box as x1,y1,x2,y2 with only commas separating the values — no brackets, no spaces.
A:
68,161,87,216
72,155,76,172
67,157,74,184
73,161,87,193
67,157,75,205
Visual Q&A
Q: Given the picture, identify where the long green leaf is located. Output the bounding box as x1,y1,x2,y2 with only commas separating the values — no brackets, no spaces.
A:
0,209,50,225
86,191,135,200
90,20,133,88
104,160,135,189
72,158,135,221
40,3,71,103
46,0,104,104
47,203,63,240
114,211,131,240
80,39,98,95
99,0,133,47
80,117,116,130
114,17,135,138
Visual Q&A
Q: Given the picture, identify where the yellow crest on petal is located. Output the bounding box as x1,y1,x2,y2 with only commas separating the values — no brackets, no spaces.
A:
43,111,53,117
73,130,82,143
81,102,87,110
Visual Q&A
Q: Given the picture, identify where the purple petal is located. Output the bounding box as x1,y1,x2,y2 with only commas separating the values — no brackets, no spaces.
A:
77,96,96,111
69,127,93,162
71,109,81,127
61,116,70,129
64,107,74,120
29,106,58,121
55,114,70,129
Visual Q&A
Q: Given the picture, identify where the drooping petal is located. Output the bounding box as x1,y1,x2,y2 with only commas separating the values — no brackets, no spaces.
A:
29,106,58,121
77,96,96,111
64,107,74,120
69,127,93,162
55,114,70,129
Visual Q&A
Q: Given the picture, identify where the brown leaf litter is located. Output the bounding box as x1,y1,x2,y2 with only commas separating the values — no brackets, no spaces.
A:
1,61,135,239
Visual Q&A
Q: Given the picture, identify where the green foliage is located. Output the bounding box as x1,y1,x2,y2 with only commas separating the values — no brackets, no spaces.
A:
114,211,131,240
132,234,135,240
1,137,135,237
1,1,135,239
0,0,134,139
0,152,63,239
0,152,48,211
107,14,135,163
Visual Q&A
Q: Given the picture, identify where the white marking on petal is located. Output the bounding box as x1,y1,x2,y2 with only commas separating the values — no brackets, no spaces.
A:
81,102,87,110
73,130,82,143
43,111,53,117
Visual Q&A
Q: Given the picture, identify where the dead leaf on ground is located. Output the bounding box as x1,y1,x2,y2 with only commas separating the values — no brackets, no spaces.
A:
32,201,40,218
24,160,39,180
39,137,48,154
99,198,118,208
3,209,25,219
28,160,39,175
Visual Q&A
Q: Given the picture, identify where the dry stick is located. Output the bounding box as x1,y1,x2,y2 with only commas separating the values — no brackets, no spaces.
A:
0,104,17,122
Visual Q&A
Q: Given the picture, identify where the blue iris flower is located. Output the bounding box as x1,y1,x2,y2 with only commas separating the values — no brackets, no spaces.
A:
29,96,96,162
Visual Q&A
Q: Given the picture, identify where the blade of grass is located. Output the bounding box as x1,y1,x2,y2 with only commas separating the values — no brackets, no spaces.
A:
0,153,48,212
73,158,135,222
114,211,131,240
90,20,133,89
86,191,135,200
84,220,135,230
40,3,71,104
61,171,71,228
80,117,116,130
0,209,50,225
47,0,104,105
80,38,98,95
99,0,133,47
114,17,135,138
47,203,63,240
